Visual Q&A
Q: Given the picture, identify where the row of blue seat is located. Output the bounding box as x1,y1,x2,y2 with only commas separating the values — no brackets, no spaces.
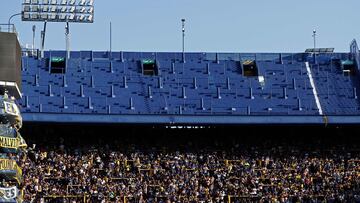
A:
19,51,360,117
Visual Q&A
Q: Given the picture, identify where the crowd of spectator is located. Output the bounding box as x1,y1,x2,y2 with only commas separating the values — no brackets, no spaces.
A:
20,125,360,202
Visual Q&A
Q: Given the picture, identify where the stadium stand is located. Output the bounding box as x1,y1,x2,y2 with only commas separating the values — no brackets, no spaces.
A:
21,124,360,202
19,44,360,125
1,4,359,202
14,27,360,202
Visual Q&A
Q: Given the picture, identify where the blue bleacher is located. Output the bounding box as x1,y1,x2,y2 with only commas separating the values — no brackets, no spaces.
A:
19,47,360,124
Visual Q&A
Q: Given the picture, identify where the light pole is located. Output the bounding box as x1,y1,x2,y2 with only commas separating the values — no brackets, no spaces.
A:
65,22,70,59
110,21,112,58
312,30,316,51
181,19,185,63
312,30,317,63
32,25,36,51
8,12,22,32
32,25,36,56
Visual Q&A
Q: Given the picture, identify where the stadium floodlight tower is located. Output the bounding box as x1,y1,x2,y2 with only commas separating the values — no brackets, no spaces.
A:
21,0,95,59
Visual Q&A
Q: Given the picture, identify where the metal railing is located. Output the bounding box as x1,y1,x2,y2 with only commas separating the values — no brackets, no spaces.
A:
0,24,17,34
22,48,40,58
37,194,339,203
44,195,88,203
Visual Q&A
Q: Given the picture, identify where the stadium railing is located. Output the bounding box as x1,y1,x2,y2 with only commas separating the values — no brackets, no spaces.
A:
0,24,17,34
44,195,88,203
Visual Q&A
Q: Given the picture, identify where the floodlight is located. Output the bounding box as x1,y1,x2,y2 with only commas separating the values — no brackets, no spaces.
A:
60,6,67,12
31,13,39,19
23,13,30,19
79,0,85,5
23,5,31,12
78,14,85,21
51,0,57,5
87,15,93,22
43,0,49,4
79,7,86,13
50,5,57,12
68,14,75,20
59,14,66,20
69,6,75,12
31,5,39,12
60,0,67,5
88,7,93,13
69,0,75,5
41,13,48,19
88,0,94,6
49,13,56,20
42,5,49,12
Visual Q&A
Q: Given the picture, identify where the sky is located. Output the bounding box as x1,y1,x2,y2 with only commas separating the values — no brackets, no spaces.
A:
0,0,360,52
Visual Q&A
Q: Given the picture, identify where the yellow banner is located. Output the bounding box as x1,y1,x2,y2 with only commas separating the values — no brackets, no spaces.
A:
0,159,22,185
0,159,17,171
0,136,19,149
0,159,21,175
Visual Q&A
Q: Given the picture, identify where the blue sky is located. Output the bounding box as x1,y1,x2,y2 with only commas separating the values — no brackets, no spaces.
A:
1,0,360,52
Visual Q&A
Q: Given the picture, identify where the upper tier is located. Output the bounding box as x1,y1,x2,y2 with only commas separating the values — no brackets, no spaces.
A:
19,51,360,124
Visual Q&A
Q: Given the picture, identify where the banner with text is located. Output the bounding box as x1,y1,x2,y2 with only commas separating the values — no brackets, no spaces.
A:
0,159,22,184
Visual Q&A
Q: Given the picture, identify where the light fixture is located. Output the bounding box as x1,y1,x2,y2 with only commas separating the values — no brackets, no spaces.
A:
50,5,57,12
31,13,39,19
42,5,48,12
43,0,49,4
69,6,75,12
87,15,93,22
60,0,67,5
59,14,66,20
79,7,86,13
60,6,67,12
51,0,57,5
23,13,30,19
88,7,93,13
23,5,31,12
88,0,94,6
79,0,85,6
68,14,75,20
41,13,48,19
78,14,85,21
69,0,75,5
31,5,39,12
49,13,56,20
